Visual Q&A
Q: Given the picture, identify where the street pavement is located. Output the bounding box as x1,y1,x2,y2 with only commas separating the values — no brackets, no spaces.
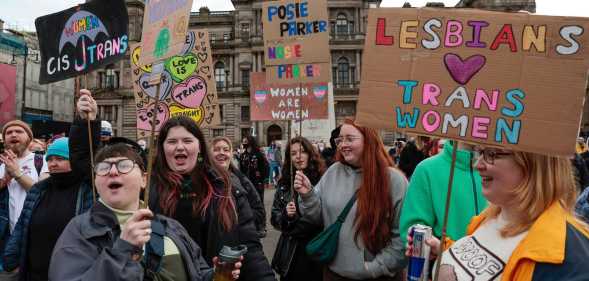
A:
261,186,280,264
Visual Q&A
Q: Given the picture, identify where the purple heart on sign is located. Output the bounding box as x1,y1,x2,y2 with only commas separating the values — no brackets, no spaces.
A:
443,53,486,85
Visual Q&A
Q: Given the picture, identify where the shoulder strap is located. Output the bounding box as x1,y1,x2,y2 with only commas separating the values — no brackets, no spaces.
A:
335,192,358,223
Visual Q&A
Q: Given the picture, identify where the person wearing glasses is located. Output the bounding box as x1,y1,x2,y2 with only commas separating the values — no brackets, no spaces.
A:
294,119,408,281
270,136,326,281
1,90,98,280
399,140,486,252
49,142,242,281
148,117,275,281
406,147,589,281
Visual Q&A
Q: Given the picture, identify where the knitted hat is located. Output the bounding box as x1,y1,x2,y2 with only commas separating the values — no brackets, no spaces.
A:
2,120,33,144
101,121,113,137
46,137,69,161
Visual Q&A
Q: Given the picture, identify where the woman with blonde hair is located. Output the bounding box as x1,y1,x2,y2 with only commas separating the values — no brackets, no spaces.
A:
408,147,589,281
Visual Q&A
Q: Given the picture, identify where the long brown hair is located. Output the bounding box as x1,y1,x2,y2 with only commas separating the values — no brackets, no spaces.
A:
279,136,326,188
153,117,236,231
336,119,396,253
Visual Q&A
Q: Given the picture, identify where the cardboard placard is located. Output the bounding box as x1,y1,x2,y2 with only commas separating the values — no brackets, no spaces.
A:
0,64,17,124
35,0,129,84
250,72,328,121
138,0,193,66
356,8,589,156
131,30,220,139
262,0,331,83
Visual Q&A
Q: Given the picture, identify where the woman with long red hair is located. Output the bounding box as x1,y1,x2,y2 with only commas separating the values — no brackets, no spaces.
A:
294,119,408,281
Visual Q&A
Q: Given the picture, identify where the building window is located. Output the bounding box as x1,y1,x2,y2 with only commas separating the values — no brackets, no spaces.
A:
99,105,118,124
336,13,348,35
242,70,250,89
241,106,250,122
223,33,230,42
337,57,350,87
210,32,216,43
241,23,250,38
241,128,251,139
213,129,224,137
335,101,356,116
100,69,119,89
215,62,226,89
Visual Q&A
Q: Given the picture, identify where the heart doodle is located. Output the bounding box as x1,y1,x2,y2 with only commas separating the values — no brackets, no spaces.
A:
137,102,170,131
255,90,267,104
138,71,173,100
171,76,208,108
443,53,486,85
198,32,205,39
170,104,204,124
197,52,208,63
181,31,196,55
132,46,152,73
165,54,198,82
312,86,328,101
199,66,210,75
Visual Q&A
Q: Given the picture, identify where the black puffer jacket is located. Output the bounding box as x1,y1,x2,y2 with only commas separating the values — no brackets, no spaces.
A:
149,169,276,281
270,172,323,281
231,167,267,232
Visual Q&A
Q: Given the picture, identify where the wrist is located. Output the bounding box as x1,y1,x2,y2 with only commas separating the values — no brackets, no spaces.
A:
12,170,23,179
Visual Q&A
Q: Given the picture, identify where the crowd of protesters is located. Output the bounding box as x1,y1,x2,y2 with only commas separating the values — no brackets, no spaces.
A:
0,88,587,281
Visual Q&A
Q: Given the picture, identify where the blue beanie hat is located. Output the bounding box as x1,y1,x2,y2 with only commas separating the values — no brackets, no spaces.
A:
46,137,69,161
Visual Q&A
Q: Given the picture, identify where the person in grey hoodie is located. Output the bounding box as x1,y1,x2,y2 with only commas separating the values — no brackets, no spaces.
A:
294,119,408,281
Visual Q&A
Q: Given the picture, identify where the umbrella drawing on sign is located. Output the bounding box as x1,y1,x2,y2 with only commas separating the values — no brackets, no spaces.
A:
58,10,109,52
255,90,267,105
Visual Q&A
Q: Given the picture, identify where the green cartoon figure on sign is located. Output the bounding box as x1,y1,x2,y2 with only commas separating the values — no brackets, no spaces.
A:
154,28,170,58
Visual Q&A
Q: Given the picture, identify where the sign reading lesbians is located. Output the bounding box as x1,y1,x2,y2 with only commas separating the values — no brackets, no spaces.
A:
131,30,220,139
356,8,589,156
250,72,328,121
35,0,128,84
138,0,193,66
262,0,331,83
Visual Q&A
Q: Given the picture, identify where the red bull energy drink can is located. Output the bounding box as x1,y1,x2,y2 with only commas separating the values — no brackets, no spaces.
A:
407,224,432,281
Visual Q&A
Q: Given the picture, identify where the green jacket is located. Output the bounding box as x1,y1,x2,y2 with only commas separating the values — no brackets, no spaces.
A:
400,141,487,244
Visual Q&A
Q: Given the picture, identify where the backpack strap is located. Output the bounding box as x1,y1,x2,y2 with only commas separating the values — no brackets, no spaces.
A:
335,191,358,223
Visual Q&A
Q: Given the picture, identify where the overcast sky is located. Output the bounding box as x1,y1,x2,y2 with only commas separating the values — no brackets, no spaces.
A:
1,0,587,32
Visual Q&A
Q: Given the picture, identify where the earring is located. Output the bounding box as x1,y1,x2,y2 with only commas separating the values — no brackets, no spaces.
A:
197,155,204,164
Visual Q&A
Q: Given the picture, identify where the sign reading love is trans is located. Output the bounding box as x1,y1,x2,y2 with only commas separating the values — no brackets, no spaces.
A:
250,72,328,121
356,8,589,156
131,30,220,139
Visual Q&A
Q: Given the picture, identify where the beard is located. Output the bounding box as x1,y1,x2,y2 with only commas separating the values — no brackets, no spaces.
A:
7,142,28,157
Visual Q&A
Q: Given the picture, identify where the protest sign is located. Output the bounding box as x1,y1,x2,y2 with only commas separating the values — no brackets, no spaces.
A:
262,0,331,83
138,0,193,66
356,8,589,156
0,64,17,124
131,30,220,139
35,0,128,84
250,72,328,121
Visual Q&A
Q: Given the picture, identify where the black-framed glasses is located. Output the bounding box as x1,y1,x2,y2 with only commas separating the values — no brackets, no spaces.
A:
475,147,513,165
334,135,362,146
95,159,137,176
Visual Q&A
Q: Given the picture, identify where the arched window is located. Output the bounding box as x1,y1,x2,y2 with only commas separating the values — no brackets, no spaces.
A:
215,61,226,89
337,57,349,87
336,13,348,35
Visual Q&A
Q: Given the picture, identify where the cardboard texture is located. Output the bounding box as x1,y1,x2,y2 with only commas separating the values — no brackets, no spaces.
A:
138,0,193,66
250,72,329,121
131,30,220,139
356,8,589,156
0,64,17,124
262,0,331,83
35,0,129,84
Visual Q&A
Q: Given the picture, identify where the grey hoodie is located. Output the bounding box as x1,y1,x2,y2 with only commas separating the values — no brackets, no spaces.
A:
299,162,408,279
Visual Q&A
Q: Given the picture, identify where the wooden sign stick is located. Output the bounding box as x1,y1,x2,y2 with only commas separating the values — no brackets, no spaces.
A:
143,64,164,208
83,74,96,202
433,141,459,281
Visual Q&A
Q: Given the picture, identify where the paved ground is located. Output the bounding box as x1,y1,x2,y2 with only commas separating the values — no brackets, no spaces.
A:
261,187,280,264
